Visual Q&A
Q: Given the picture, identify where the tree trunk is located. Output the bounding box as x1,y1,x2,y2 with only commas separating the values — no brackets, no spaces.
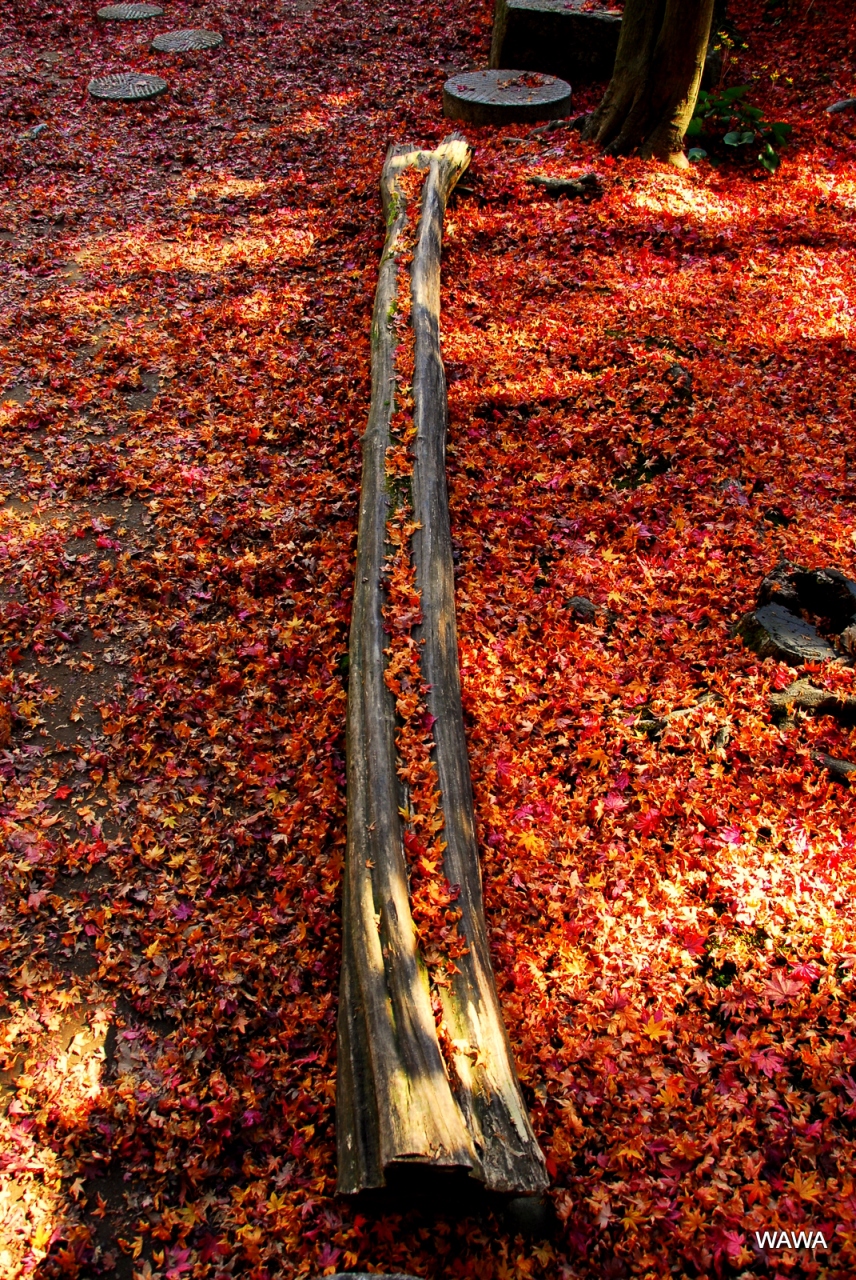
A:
337,139,547,1198
582,0,715,165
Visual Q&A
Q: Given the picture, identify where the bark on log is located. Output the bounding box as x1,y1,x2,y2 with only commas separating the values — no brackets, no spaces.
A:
338,138,547,1198
582,0,715,165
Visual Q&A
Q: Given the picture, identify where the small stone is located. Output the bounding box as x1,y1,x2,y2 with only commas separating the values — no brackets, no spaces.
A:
97,3,164,18
88,73,169,101
443,69,571,126
736,604,835,666
151,29,224,51
567,595,597,622
504,1194,555,1238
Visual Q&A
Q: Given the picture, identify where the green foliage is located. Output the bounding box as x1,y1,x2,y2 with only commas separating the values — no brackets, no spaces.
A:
686,84,792,173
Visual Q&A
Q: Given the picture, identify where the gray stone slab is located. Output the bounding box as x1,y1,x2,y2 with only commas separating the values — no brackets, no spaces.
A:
443,69,571,126
97,3,164,18
490,0,620,83
737,603,835,666
88,72,169,101
151,28,223,51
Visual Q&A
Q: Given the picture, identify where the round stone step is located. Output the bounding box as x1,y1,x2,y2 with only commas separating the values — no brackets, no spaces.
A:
88,72,169,101
97,4,164,19
443,68,571,126
151,28,224,51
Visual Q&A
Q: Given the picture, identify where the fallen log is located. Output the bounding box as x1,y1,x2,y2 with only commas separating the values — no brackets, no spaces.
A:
527,171,602,199
770,678,856,726
338,137,547,1198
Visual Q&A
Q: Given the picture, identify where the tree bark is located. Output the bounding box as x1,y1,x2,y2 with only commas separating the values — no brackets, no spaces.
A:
582,0,715,165
337,139,548,1198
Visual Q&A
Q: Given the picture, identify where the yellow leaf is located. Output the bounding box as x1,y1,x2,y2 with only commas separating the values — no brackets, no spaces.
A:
791,1169,822,1201
520,831,544,855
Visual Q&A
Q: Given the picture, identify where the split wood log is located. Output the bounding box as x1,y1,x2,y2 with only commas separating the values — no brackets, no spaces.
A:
338,137,547,1198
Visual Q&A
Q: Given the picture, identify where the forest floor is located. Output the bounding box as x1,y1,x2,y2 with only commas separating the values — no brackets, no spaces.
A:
1,0,856,1277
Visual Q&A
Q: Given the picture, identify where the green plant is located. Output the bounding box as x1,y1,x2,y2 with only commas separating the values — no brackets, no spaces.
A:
686,84,792,172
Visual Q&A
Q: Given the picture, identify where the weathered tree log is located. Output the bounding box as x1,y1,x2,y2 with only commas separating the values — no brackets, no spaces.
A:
338,139,547,1198
770,679,856,726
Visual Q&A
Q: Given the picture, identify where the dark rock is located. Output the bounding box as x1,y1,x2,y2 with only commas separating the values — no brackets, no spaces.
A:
814,753,856,785
736,604,835,665
757,560,856,631
490,0,620,83
527,171,601,199
756,558,805,614
791,567,856,630
568,595,597,622
504,1193,555,1237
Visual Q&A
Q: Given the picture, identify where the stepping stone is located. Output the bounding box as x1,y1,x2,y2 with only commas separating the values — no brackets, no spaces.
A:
736,603,836,666
443,69,571,126
151,29,223,51
490,0,620,83
97,3,164,19
88,72,168,101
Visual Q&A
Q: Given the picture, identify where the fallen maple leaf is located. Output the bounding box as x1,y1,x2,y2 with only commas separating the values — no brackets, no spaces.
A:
764,970,806,1005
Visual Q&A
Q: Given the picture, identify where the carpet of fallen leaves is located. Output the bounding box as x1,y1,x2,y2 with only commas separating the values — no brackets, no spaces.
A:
2,0,856,1275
